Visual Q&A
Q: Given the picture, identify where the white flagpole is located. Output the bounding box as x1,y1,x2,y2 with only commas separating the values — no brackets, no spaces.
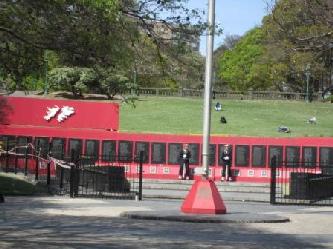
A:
202,0,215,178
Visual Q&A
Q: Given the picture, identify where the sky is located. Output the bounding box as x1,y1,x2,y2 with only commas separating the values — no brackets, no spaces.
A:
188,0,270,55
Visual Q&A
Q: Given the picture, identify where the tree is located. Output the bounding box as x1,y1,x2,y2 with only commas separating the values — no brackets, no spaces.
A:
48,66,133,100
265,0,332,53
0,0,206,95
213,34,241,90
0,0,127,91
215,0,332,92
263,0,333,91
218,28,269,91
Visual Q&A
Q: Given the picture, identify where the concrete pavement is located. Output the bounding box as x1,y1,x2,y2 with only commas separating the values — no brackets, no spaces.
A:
0,196,333,248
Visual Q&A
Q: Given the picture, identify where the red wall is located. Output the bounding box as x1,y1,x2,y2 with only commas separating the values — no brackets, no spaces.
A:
0,96,119,131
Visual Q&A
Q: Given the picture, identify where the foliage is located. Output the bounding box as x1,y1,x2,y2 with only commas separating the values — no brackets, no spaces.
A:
216,0,333,93
0,0,206,97
218,28,267,91
132,33,204,89
0,173,47,195
48,66,132,99
213,35,241,90
261,0,332,91
265,0,332,53
94,66,131,99
48,67,91,97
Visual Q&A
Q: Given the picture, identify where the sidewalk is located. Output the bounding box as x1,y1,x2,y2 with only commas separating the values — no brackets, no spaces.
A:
1,196,333,248
0,196,332,225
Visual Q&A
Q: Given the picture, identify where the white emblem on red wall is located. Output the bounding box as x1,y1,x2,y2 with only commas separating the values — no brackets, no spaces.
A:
44,105,60,121
43,105,75,122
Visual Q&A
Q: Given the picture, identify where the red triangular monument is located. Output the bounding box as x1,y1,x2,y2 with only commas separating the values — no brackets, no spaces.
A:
181,178,227,214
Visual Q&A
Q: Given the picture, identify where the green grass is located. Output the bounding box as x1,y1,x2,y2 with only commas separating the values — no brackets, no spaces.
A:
120,97,333,137
0,173,47,195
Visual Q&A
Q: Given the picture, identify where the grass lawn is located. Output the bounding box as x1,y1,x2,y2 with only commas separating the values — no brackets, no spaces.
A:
120,97,333,137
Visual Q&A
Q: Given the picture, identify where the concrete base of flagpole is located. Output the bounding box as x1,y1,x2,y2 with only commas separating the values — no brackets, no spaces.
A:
180,178,226,214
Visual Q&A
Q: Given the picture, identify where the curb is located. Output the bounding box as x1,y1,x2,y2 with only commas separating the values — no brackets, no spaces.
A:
121,211,290,223
142,194,269,203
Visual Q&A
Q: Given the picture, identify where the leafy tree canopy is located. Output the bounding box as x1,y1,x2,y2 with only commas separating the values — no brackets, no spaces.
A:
218,27,266,91
0,0,205,96
217,0,332,93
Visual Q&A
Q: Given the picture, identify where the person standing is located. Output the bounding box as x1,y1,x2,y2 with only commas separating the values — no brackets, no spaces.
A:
179,144,191,180
221,144,233,181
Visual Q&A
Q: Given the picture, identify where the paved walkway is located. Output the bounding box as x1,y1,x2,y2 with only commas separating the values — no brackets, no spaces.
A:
1,196,333,248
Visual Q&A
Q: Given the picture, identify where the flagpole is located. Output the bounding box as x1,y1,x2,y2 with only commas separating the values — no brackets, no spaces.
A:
181,0,226,214
202,0,215,178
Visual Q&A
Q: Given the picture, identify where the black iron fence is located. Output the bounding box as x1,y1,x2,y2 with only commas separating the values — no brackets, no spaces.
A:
270,156,333,206
0,149,144,200
0,146,49,181
54,155,143,200
126,87,324,102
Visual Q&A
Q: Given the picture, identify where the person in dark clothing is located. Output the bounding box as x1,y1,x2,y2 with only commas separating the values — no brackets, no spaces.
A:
179,144,191,180
221,144,233,181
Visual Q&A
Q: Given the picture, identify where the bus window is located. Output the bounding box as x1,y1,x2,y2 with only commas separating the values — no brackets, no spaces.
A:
168,143,182,165
269,146,283,167
85,140,99,161
135,142,149,163
151,143,166,164
51,138,65,159
189,143,199,165
235,145,249,167
35,137,49,158
320,147,333,174
118,140,133,162
68,139,82,160
252,145,266,167
201,144,216,166
302,147,316,167
286,146,300,167
102,140,116,162
209,144,216,166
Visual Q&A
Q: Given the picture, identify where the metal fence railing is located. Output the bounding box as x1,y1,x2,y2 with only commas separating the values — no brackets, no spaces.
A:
125,88,324,101
0,149,144,200
54,155,143,200
270,156,333,206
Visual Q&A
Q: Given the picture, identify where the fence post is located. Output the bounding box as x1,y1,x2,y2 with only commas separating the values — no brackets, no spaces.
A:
46,142,52,186
35,156,39,181
35,151,39,181
47,161,51,185
70,164,75,198
5,137,9,173
14,149,18,174
24,146,28,176
270,155,277,204
138,151,143,201
59,166,64,189
69,151,80,198
74,163,79,197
